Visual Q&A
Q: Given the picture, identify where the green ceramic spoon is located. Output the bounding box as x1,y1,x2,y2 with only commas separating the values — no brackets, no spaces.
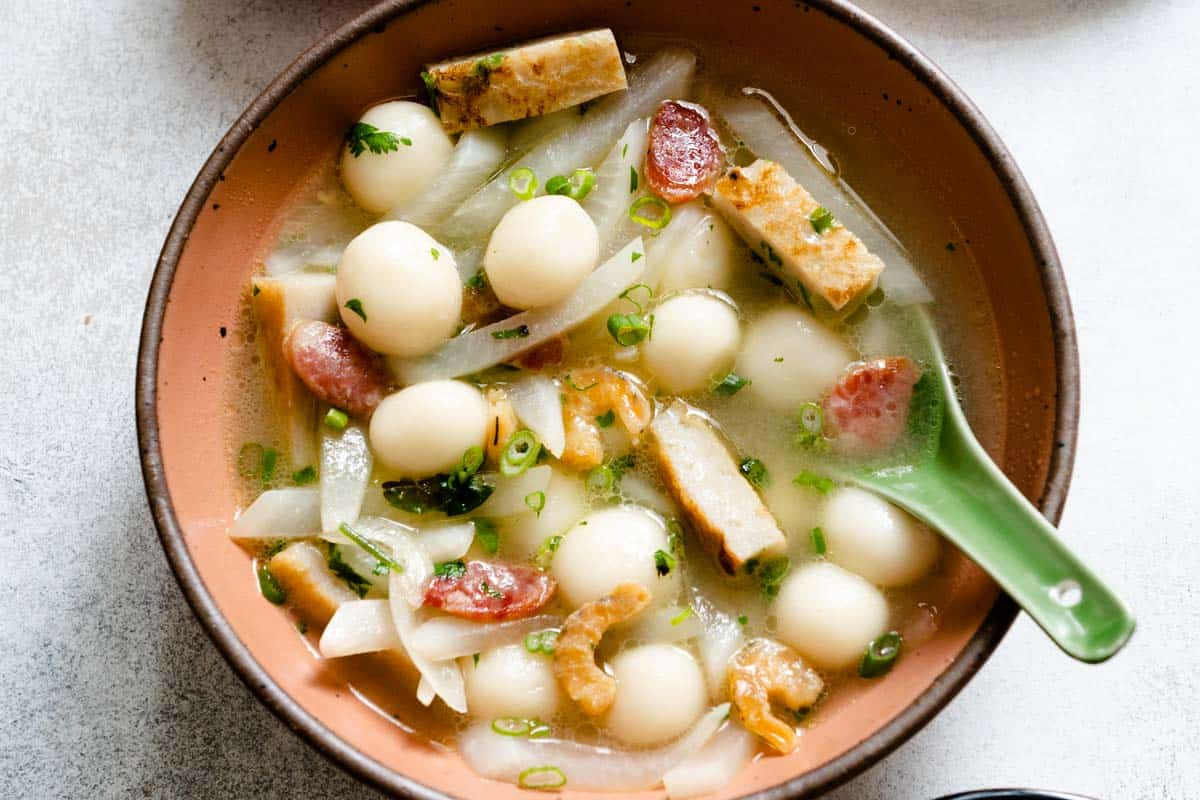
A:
834,307,1134,663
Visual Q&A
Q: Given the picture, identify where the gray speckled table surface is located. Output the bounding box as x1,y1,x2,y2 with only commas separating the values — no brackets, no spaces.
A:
1,1,1195,798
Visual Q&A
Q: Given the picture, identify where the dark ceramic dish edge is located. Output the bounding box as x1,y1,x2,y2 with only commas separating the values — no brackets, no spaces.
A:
135,1,1079,797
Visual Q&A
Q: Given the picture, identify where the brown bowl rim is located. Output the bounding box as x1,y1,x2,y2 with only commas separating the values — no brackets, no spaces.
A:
135,1,1080,797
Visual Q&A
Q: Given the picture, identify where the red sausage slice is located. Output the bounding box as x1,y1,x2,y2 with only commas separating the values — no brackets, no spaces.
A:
284,319,389,418
822,357,920,455
424,561,556,621
643,101,724,204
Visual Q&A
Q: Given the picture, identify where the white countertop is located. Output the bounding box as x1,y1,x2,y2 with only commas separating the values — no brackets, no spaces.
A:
1,1,1193,797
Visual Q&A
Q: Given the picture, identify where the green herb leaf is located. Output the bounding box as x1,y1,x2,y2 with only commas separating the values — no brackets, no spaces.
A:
419,71,439,114
434,560,467,579
755,556,791,599
595,409,616,428
260,448,278,484
430,248,440,261
739,457,769,488
339,522,402,576
737,614,749,626
382,471,495,516
466,270,486,289
291,465,317,485
399,136,413,146
492,325,530,340
344,298,367,322
631,251,643,262
670,607,693,626
345,122,401,158
809,206,836,235
654,549,676,576
474,518,500,555
793,470,835,494
326,543,371,597
714,373,750,396
629,165,639,193
480,580,503,599
472,52,507,78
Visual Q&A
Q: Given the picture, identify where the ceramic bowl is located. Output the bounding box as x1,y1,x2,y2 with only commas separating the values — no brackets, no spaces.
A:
137,0,1078,797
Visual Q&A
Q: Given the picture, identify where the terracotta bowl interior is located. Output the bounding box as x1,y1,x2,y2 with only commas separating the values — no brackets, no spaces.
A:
142,1,1074,798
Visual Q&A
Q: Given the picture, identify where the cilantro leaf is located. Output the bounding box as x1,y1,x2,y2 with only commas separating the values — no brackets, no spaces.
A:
345,122,402,158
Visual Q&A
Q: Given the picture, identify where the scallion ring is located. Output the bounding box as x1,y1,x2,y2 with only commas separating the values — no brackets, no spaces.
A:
585,464,615,495
500,429,541,477
518,766,567,791
606,313,651,346
324,408,349,430
798,402,824,436
859,631,903,678
491,717,533,736
628,195,672,230
546,168,595,200
508,167,538,200
525,490,546,515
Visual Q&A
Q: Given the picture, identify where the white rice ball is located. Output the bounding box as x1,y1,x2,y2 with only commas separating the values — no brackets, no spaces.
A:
369,381,487,478
484,195,599,309
341,100,453,213
774,561,889,670
605,644,706,745
464,644,561,720
821,487,940,587
642,293,741,393
551,506,674,608
736,306,853,411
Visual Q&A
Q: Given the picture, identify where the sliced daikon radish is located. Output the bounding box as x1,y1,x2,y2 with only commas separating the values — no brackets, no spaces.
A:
474,465,552,518
416,676,436,706
409,614,561,661
508,107,579,153
230,488,321,540
458,702,728,791
391,238,644,383
431,48,695,249
319,598,403,658
582,117,650,257
417,521,476,562
319,424,372,534
507,376,566,458
264,197,370,276
715,95,933,305
640,202,707,290
321,517,428,604
389,538,467,712
663,721,757,799
385,127,508,230
693,595,743,700
613,604,703,645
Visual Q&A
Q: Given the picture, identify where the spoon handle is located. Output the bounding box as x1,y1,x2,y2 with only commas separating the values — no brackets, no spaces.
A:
855,312,1134,662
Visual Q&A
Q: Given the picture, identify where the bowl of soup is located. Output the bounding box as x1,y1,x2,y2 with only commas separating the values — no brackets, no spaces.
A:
137,1,1077,797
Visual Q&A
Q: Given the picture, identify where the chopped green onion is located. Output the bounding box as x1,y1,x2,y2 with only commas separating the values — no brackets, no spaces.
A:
809,206,836,235
714,372,750,396
563,374,598,391
654,549,676,576
256,564,286,604
737,614,749,626
528,720,553,738
326,542,371,597
670,607,693,626
606,313,651,346
518,766,566,790
739,457,769,488
585,464,615,495
339,522,402,576
629,165,639,193
810,526,827,555
595,409,615,428
430,248,440,261
793,470,835,494
631,251,643,262
452,445,485,486
546,168,596,200
291,465,317,485
524,490,546,516
755,556,791,599
628,195,671,230
434,560,467,579
618,283,653,312
474,518,500,554
508,167,538,200
524,629,558,655
472,52,507,77
500,430,541,477
492,324,530,340
532,535,562,570
465,270,486,289
344,298,367,322
324,408,349,430
796,402,828,450
480,580,503,599
492,717,532,736
859,631,903,678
